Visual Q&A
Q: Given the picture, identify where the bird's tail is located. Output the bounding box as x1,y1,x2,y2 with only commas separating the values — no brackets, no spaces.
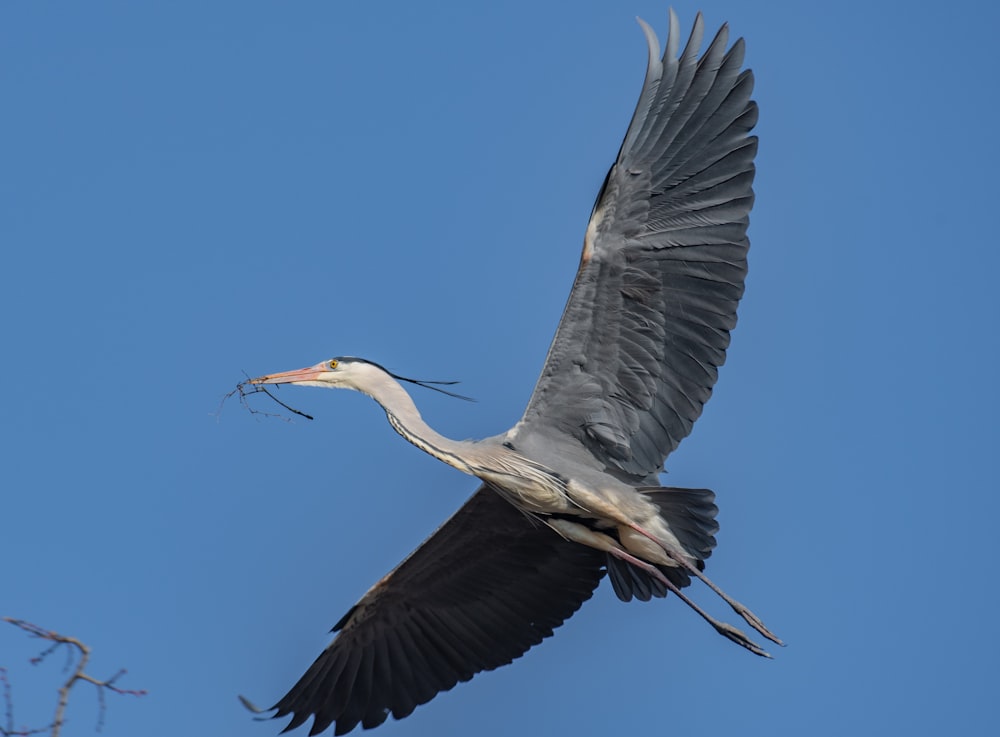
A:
605,487,718,602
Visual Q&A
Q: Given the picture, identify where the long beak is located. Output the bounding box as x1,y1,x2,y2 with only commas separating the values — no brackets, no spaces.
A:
249,364,324,386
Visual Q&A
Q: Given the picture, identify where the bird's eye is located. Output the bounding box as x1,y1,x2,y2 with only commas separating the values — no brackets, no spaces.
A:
329,359,339,370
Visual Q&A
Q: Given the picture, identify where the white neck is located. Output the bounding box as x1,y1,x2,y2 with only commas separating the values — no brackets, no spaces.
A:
359,371,476,475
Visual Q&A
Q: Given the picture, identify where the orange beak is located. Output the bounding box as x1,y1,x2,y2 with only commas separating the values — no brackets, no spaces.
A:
248,363,326,386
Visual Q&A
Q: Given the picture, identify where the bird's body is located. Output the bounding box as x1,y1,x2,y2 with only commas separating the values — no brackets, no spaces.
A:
245,10,778,736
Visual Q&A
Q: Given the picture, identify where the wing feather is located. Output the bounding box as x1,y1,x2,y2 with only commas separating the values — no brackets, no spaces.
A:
269,486,605,735
515,12,756,479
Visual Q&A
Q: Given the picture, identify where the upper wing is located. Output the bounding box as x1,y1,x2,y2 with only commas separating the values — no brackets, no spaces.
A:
270,486,605,736
513,11,757,480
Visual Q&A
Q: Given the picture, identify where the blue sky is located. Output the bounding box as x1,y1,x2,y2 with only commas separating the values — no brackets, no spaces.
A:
3,1,998,735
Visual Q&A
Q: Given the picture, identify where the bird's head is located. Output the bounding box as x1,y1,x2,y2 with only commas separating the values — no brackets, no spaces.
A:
249,356,382,392
248,357,472,400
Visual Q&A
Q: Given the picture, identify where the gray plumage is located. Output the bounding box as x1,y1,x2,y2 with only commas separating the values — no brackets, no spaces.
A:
245,10,776,736
515,13,756,480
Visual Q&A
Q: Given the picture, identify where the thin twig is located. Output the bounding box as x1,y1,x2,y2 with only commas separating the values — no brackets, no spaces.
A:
0,664,46,735
215,371,314,422
251,384,314,420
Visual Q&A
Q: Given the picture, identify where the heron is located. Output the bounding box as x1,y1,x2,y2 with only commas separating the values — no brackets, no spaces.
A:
245,9,777,736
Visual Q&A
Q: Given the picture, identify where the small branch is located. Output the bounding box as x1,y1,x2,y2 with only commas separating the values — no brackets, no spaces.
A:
1,618,146,737
215,372,314,422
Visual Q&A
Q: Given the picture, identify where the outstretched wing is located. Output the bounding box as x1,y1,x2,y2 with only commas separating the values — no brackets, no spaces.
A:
269,486,605,736
513,11,757,480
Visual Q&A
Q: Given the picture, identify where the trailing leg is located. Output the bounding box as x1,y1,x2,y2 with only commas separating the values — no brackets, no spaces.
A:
546,518,772,658
625,519,783,646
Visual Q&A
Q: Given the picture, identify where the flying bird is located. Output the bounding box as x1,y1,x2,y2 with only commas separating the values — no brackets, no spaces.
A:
246,9,776,735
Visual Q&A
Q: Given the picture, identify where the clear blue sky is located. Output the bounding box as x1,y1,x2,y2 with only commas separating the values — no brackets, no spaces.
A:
3,1,998,735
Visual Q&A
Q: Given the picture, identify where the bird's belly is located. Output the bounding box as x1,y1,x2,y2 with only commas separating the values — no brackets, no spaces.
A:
477,471,576,515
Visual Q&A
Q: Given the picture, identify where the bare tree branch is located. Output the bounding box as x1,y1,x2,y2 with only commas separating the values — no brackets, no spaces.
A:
1,618,146,737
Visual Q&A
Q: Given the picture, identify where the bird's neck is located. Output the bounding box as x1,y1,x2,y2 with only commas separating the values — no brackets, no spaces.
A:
362,377,475,475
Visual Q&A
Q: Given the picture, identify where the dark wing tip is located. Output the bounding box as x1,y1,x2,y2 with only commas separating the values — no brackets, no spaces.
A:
238,693,275,723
